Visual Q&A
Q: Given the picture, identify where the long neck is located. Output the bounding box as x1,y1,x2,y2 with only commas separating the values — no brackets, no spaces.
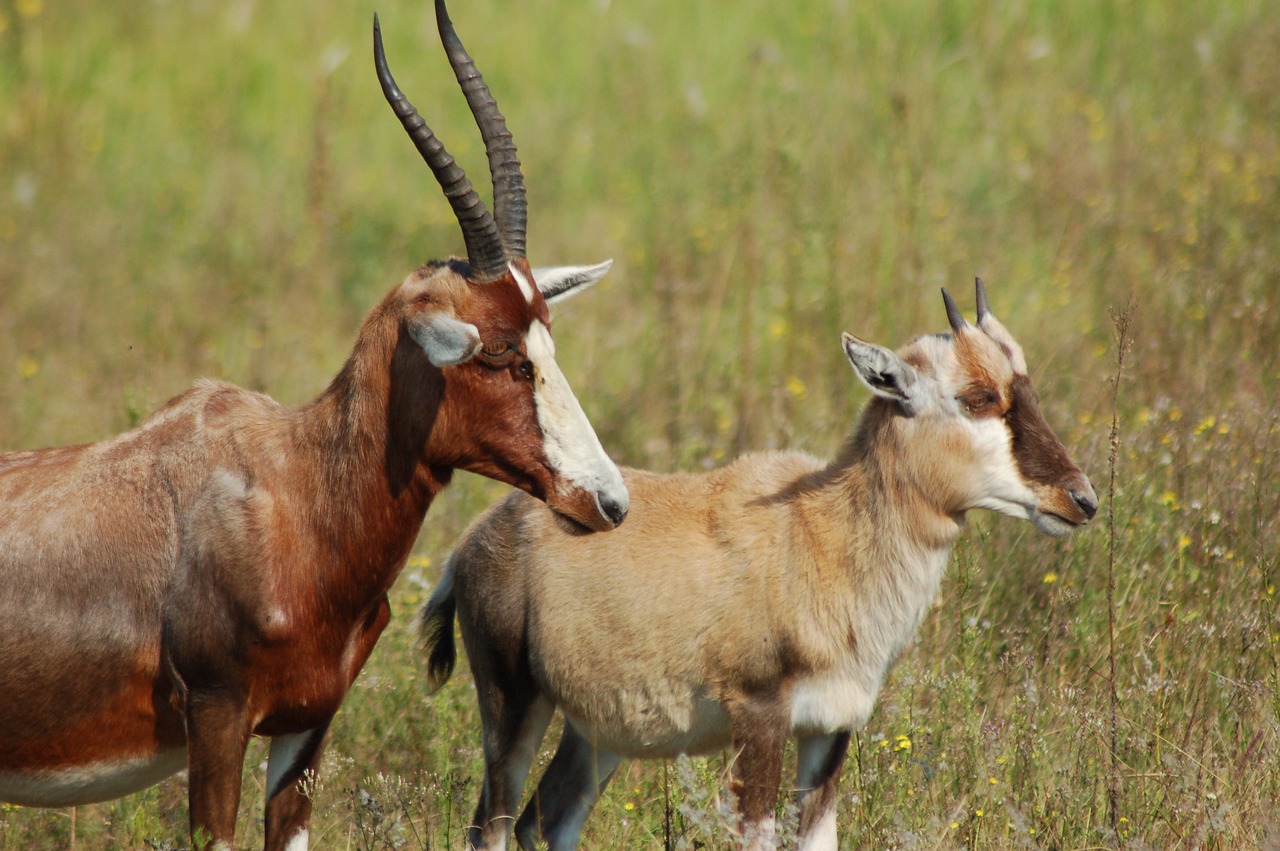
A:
289,306,447,595
833,400,967,556
792,402,966,669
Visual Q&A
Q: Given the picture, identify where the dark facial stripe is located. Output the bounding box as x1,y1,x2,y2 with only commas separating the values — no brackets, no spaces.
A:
1005,374,1081,486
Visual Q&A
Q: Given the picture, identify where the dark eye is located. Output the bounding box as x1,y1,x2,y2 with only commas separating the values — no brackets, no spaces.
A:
480,340,513,359
960,389,1000,415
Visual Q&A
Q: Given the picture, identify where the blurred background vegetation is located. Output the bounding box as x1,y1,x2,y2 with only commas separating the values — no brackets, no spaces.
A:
1,0,1278,847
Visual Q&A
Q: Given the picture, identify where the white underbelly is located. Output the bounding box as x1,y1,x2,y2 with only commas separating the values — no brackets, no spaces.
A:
563,692,732,759
0,749,188,807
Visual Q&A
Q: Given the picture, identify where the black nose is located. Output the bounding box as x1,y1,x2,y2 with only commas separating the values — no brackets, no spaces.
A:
598,493,628,527
1072,490,1098,521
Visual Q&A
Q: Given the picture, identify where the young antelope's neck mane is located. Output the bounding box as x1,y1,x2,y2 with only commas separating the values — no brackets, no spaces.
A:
825,397,968,553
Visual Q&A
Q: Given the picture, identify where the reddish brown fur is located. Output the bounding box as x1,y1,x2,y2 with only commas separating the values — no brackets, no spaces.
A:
0,259,617,850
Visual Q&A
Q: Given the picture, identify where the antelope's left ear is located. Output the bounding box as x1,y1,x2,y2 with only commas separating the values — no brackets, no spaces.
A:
842,332,922,417
408,312,483,367
532,260,613,305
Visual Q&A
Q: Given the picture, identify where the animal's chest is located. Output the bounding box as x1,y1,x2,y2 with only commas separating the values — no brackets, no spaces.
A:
788,657,884,734
787,579,941,734
256,596,392,735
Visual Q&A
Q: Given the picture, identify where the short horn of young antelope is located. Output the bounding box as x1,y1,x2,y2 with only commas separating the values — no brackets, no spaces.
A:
0,2,626,849
422,279,1095,851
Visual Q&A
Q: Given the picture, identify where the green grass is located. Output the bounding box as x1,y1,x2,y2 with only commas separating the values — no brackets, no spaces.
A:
2,0,1279,847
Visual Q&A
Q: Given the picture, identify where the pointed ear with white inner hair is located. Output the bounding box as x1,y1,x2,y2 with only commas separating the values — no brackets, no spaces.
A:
531,260,613,305
841,332,922,417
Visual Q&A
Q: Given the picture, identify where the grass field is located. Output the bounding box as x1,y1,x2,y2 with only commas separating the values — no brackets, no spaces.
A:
2,0,1279,847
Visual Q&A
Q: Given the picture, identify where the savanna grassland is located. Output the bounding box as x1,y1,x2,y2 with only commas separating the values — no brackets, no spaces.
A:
2,0,1279,847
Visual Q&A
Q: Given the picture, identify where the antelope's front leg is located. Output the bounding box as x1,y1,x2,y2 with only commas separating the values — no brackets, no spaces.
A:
795,731,851,851
726,695,789,851
185,695,254,850
264,724,332,851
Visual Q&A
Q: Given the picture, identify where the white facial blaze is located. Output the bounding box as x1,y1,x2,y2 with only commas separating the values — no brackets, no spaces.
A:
524,321,629,516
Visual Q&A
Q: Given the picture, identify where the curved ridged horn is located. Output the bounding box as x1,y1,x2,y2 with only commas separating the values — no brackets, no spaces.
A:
941,287,968,332
435,0,528,260
974,277,991,323
373,15,508,282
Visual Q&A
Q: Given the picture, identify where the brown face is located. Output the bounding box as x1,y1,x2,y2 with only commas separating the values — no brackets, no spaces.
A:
403,262,628,532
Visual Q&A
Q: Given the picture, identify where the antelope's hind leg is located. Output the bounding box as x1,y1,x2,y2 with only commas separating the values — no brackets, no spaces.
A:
795,731,851,851
514,722,621,851
469,693,556,850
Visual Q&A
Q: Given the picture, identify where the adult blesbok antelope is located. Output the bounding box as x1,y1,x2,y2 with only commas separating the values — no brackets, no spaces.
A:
0,3,628,849
422,280,1097,850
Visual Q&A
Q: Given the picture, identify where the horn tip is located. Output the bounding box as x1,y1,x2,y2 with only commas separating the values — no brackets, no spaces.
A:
974,276,991,318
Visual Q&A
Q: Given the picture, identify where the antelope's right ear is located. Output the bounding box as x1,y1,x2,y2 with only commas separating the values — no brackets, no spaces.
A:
532,260,613,305
842,332,921,416
408,312,483,367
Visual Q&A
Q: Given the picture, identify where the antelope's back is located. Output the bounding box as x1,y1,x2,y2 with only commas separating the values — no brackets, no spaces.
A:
0,381,285,734
446,454,831,669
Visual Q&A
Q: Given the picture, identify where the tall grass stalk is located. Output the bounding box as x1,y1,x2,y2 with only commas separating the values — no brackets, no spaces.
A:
1105,300,1135,840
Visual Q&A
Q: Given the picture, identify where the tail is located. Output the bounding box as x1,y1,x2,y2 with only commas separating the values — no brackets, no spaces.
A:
419,559,458,695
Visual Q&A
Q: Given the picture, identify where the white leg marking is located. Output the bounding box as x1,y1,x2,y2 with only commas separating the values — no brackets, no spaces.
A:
798,808,837,851
283,828,309,851
742,814,777,851
267,730,317,800
796,733,842,851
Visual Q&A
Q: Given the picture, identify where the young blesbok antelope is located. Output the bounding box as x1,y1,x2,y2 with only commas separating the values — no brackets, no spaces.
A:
0,3,628,849
422,280,1096,850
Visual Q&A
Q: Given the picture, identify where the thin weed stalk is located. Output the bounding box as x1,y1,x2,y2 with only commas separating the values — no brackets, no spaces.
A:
1105,300,1135,840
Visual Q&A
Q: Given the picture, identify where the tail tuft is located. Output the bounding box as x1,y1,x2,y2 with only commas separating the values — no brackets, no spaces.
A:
419,565,458,694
